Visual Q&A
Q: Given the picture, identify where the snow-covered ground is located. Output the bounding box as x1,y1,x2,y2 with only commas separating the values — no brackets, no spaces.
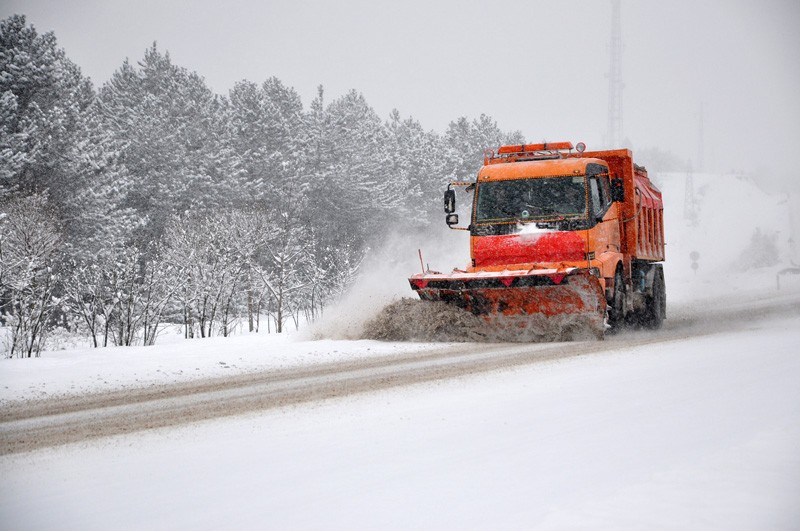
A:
0,332,452,404
2,312,799,530
1,171,799,529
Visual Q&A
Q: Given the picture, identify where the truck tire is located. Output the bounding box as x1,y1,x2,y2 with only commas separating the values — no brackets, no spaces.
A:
607,267,626,332
643,267,665,329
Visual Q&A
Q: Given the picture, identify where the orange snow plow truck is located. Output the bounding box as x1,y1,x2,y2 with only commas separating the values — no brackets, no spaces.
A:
409,142,665,340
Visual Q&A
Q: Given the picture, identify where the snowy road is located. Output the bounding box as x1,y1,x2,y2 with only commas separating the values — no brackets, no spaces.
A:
2,290,798,456
0,340,648,455
1,290,799,530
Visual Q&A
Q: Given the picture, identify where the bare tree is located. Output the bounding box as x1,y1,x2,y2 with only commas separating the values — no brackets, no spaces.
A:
162,210,257,338
61,258,106,347
139,248,180,346
0,195,61,357
69,245,177,348
254,208,315,334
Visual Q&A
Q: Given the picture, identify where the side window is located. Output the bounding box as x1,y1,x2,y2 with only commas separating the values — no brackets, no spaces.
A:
599,175,612,208
590,178,603,218
586,162,612,219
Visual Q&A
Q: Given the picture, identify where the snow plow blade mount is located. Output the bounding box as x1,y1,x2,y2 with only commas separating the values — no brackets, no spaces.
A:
409,268,607,337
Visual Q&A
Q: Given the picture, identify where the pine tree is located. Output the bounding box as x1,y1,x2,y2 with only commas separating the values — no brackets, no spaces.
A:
227,76,306,206
60,107,142,257
444,114,524,180
0,15,93,202
92,44,234,247
385,109,447,225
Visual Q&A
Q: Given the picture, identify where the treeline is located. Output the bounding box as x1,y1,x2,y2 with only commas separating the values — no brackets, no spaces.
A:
0,15,522,356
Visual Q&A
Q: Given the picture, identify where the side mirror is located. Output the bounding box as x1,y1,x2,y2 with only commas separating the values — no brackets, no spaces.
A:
442,181,473,230
610,178,625,202
444,189,456,213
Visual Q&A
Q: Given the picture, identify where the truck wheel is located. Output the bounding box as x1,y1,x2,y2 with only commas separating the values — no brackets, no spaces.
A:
607,267,626,332
643,267,665,329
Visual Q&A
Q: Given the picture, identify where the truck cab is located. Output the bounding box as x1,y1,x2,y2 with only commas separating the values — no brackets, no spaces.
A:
467,157,622,289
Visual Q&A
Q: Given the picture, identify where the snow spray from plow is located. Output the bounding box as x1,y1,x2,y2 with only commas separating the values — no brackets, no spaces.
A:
361,298,604,343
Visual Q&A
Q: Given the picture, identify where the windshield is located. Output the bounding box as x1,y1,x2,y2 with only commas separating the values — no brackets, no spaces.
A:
474,175,588,223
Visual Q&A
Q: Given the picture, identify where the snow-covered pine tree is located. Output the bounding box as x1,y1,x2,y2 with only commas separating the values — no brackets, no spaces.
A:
0,15,93,201
385,109,448,226
227,76,306,206
60,108,143,257
92,44,232,247
302,89,390,293
444,114,524,181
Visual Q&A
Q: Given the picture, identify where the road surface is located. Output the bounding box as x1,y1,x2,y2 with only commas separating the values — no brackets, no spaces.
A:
2,290,798,455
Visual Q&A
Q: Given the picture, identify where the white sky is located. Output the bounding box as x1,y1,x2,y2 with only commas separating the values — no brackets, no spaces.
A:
2,0,799,179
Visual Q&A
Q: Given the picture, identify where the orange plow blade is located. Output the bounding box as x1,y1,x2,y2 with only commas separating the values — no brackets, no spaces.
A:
409,268,607,340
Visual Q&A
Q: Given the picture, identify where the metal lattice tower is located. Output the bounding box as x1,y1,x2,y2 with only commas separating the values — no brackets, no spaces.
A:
607,0,623,147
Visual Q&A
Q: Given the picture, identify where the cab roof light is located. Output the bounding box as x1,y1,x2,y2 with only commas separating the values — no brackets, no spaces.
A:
497,142,574,154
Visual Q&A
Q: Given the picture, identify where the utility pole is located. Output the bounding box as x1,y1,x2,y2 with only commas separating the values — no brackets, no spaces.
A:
607,0,623,147
684,164,698,226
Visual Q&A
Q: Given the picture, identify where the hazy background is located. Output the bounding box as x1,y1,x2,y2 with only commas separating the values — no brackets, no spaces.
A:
2,0,799,184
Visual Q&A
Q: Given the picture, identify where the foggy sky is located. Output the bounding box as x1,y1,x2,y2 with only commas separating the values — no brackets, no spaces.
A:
2,0,799,183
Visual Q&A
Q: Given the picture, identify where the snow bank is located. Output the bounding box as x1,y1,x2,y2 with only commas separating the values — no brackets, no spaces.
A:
0,333,450,404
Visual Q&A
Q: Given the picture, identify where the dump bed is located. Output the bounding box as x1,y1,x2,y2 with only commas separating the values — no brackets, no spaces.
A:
586,148,665,262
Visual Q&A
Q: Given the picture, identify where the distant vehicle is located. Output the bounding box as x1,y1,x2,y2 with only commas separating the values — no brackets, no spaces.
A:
409,142,665,339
